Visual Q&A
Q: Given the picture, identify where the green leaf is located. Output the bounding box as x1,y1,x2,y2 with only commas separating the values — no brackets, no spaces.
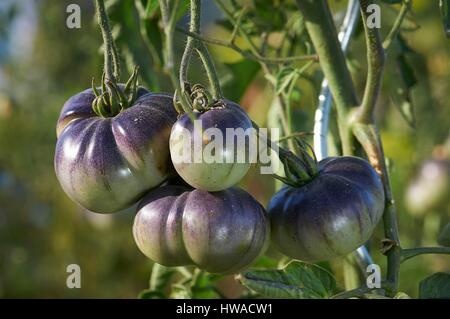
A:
170,284,192,299
397,54,417,89
175,1,189,21
252,255,279,269
440,0,450,38
222,60,260,101
389,52,418,128
275,67,299,95
248,0,287,32
419,272,450,299
390,92,415,128
145,0,160,18
190,271,222,299
394,292,412,299
138,289,165,299
237,260,336,299
108,0,161,90
438,223,450,247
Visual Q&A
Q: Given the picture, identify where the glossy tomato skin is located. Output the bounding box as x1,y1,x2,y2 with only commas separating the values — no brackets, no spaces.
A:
268,156,385,261
133,185,270,274
169,101,253,191
55,87,178,213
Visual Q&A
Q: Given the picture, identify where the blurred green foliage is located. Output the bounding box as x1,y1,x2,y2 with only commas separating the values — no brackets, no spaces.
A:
0,0,448,298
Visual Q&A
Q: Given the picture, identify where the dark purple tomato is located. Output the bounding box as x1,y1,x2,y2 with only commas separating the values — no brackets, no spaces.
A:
55,87,178,213
169,101,254,192
133,185,269,274
268,156,385,261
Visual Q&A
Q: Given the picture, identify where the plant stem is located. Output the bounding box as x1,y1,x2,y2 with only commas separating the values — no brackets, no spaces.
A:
352,124,401,296
195,45,223,100
135,0,163,70
383,0,412,50
175,28,318,64
95,0,119,81
401,247,450,263
159,0,192,114
179,0,223,100
331,285,377,299
295,0,359,155
350,1,402,296
356,0,386,124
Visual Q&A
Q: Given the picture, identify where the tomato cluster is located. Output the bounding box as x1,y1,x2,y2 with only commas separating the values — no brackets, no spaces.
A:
55,82,385,274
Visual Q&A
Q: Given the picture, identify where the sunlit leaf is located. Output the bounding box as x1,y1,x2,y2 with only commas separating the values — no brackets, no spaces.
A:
237,260,336,299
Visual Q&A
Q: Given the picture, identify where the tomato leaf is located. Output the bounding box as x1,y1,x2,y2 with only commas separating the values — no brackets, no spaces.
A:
222,60,260,101
138,289,165,299
145,0,160,18
108,0,161,90
419,272,450,299
275,67,298,95
394,292,412,299
389,50,418,128
190,272,222,299
440,0,450,38
237,260,336,299
438,223,450,247
170,284,192,299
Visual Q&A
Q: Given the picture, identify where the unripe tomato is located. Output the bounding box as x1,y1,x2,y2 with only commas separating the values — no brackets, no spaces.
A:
405,159,450,216
268,156,385,261
133,185,269,274
55,87,177,213
169,101,253,191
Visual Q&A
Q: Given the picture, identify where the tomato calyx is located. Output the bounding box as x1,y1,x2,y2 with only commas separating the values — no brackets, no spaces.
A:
173,82,222,114
276,142,319,187
91,66,140,117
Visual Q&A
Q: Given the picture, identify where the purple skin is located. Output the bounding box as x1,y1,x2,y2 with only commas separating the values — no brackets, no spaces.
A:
133,185,270,274
170,101,253,191
55,87,178,213
268,156,385,261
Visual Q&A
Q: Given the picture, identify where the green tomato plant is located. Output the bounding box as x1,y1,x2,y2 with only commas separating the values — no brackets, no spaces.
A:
59,0,450,299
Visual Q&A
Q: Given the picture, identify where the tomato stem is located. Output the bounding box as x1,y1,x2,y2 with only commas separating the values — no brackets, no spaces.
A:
95,0,119,82
179,0,223,102
93,0,139,117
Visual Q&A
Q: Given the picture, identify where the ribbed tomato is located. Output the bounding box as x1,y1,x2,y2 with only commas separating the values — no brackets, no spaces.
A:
169,100,253,191
268,156,385,261
133,185,269,274
55,87,177,213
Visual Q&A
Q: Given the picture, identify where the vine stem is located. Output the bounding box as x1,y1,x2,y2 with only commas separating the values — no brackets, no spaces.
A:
352,1,401,296
331,285,380,299
159,0,192,114
295,0,359,155
180,0,223,101
356,0,386,124
383,0,412,50
175,28,318,64
401,247,450,263
95,0,119,81
352,124,401,296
